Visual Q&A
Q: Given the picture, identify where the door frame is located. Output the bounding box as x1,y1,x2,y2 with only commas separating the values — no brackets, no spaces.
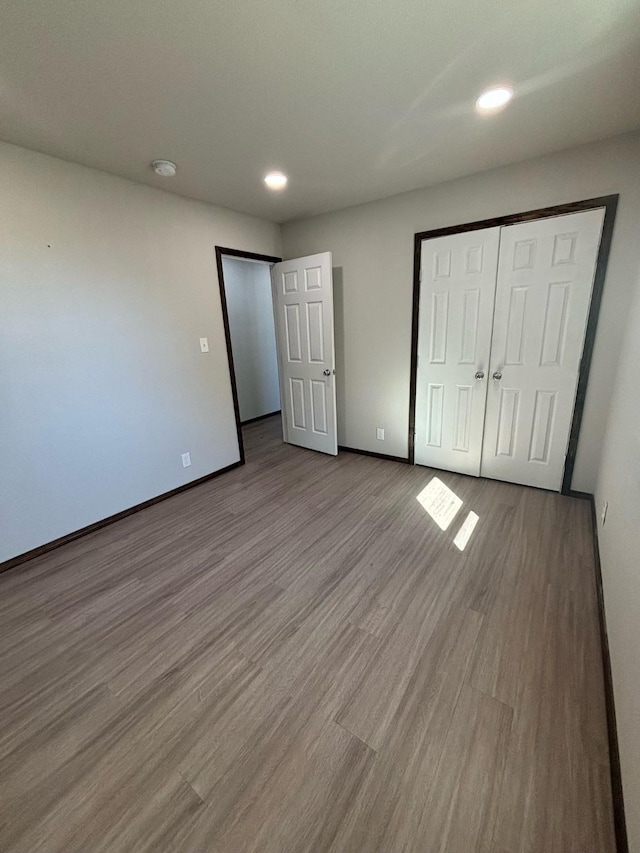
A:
215,246,282,465
408,194,619,494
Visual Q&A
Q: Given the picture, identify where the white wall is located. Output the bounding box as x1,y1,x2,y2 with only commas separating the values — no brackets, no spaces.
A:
0,141,281,563
595,261,640,850
282,130,640,492
222,257,280,422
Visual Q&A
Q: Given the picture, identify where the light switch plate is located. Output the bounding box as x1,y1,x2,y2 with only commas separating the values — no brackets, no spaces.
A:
199,337,209,353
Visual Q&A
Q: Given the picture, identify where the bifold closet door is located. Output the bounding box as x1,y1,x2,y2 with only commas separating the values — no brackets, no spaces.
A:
480,208,605,490
414,227,500,475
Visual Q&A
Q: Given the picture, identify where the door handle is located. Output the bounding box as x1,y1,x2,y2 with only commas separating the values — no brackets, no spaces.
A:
474,370,485,380
323,369,331,376
492,370,503,381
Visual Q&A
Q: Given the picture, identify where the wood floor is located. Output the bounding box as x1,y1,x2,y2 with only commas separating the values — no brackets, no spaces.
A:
0,416,615,852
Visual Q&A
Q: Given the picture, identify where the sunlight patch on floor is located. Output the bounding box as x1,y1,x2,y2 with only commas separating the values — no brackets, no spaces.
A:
416,477,463,530
453,511,480,551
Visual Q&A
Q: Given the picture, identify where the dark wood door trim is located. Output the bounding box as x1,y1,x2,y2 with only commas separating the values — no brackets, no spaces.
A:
408,195,619,495
215,246,282,465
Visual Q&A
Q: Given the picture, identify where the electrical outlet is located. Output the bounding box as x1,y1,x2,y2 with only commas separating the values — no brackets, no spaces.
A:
181,452,191,468
376,427,385,440
199,337,209,353
601,500,608,526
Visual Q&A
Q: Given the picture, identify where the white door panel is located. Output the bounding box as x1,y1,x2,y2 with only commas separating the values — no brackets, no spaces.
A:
415,227,500,475
272,252,337,455
480,208,605,489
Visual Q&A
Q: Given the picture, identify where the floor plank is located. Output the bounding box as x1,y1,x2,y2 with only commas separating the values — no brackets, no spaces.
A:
0,415,615,852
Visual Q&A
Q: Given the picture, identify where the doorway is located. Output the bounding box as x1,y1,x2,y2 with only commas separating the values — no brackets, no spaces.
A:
221,255,281,425
409,195,618,493
216,247,282,463
216,247,339,463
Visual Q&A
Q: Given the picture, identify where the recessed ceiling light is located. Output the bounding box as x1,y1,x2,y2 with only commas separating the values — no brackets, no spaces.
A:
152,159,177,177
264,171,288,190
475,87,513,111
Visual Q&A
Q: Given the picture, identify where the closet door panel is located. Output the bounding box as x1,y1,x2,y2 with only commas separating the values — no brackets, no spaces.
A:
414,228,500,475
480,208,605,490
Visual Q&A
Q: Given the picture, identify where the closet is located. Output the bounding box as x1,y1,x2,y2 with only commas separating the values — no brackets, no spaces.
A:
414,207,606,491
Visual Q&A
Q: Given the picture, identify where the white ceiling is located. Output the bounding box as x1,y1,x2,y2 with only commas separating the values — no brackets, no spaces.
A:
2,0,640,223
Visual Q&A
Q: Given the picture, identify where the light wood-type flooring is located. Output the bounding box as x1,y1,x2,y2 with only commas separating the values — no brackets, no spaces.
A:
0,416,615,852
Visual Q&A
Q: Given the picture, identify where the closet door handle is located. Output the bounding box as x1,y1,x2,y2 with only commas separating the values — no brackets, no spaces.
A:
492,370,503,381
474,371,485,380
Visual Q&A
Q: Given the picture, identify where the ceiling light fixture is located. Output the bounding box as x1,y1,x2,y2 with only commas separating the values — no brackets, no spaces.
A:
475,86,513,111
264,171,288,190
152,159,177,177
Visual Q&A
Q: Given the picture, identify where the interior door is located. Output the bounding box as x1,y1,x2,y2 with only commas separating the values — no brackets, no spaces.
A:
480,208,605,490
415,227,501,475
272,252,338,455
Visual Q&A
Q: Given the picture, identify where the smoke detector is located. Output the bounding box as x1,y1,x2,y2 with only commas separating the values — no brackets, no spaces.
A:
152,159,177,177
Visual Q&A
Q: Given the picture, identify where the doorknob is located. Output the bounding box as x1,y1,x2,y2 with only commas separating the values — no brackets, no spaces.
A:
492,370,503,381
474,370,485,380
323,369,331,376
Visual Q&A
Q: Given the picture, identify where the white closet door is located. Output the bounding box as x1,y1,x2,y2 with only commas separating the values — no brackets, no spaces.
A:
272,252,338,455
480,208,605,490
415,227,500,475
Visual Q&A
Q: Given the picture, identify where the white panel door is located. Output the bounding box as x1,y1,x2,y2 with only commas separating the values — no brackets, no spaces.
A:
481,208,605,490
415,227,501,475
272,252,337,455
